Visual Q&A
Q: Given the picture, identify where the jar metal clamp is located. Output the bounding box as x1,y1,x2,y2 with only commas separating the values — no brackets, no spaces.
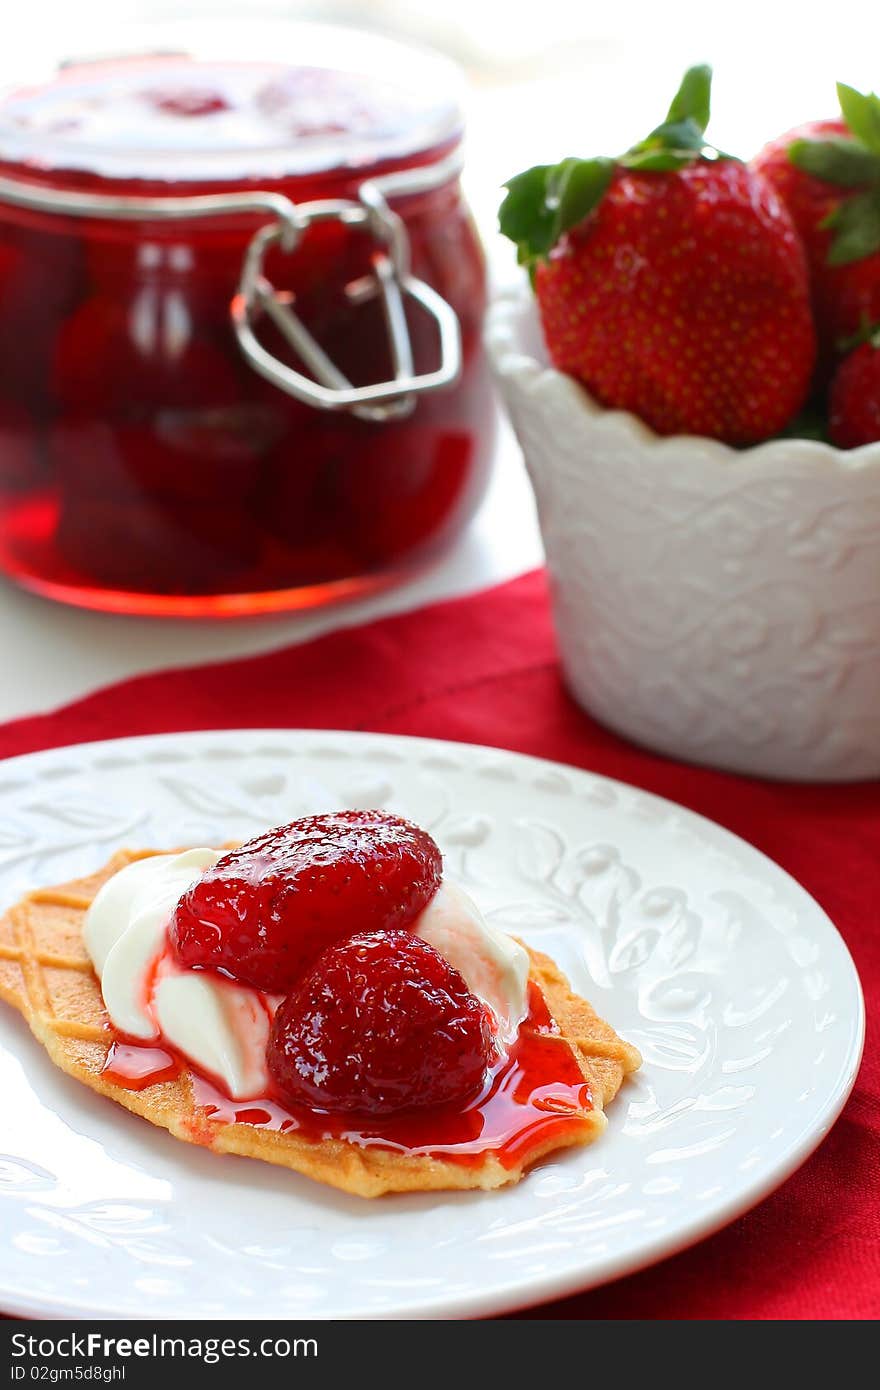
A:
0,151,463,424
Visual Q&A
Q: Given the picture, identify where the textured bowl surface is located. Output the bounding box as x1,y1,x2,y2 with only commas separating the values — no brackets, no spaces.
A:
487,291,880,782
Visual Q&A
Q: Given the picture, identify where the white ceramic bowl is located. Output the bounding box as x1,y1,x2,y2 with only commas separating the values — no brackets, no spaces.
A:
487,290,880,781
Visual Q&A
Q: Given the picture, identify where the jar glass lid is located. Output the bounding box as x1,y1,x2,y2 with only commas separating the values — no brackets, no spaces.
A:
0,23,463,183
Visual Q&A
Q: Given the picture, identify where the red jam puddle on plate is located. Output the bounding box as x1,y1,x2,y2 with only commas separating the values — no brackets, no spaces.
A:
101,983,592,1169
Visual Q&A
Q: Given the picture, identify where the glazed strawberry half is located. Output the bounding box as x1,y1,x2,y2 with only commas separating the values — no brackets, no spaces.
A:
171,810,442,992
499,65,816,444
267,927,495,1115
752,84,880,362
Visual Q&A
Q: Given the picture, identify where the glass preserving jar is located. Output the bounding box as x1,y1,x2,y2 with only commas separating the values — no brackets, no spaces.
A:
0,29,493,616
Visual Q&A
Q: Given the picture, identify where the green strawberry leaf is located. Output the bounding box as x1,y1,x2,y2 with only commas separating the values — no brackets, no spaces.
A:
499,165,557,265
499,157,614,267
837,314,880,353
837,82,880,154
623,117,706,170
789,135,880,186
777,403,831,442
548,157,615,237
664,64,713,133
823,186,880,264
624,66,712,168
498,64,730,266
622,144,703,171
623,66,736,171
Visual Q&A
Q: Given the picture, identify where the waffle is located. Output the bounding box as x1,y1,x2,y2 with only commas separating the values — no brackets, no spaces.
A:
0,849,641,1198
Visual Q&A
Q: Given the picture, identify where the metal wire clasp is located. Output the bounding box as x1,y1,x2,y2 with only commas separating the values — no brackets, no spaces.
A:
0,151,464,423
230,181,461,423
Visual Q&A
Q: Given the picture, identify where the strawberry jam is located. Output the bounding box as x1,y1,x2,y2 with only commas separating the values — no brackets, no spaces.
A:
0,40,492,616
101,984,593,1171
101,1040,181,1090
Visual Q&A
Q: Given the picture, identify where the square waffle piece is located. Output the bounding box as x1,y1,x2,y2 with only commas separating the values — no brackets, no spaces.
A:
0,849,641,1197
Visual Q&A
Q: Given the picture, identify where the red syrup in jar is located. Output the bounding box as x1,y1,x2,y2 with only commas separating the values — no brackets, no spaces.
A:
0,49,493,616
99,984,593,1170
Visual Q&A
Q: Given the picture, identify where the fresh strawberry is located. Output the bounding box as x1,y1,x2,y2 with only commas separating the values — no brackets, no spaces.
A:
828,325,880,447
171,811,442,992
752,85,880,361
267,927,494,1115
499,65,815,444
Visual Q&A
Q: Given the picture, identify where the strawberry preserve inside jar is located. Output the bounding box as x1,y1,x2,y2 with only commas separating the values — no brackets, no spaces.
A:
0,32,493,615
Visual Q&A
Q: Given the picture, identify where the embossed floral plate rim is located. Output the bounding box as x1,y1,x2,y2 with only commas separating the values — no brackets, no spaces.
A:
0,730,865,1320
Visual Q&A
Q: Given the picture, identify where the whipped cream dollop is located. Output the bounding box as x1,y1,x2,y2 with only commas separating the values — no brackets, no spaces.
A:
414,880,529,1042
85,850,530,1101
85,849,279,1098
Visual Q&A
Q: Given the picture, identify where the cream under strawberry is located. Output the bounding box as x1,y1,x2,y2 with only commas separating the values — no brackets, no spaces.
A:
84,813,530,1110
84,846,281,1097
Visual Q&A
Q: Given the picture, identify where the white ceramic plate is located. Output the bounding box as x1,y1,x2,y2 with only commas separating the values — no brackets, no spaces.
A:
0,731,864,1320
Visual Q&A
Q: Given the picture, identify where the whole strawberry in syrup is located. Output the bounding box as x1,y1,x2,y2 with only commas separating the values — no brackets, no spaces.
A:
500,65,815,444
171,810,442,992
268,928,494,1115
828,325,880,448
752,85,880,361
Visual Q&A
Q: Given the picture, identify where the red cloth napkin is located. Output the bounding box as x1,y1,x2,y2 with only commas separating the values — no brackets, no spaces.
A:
1,569,877,1320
